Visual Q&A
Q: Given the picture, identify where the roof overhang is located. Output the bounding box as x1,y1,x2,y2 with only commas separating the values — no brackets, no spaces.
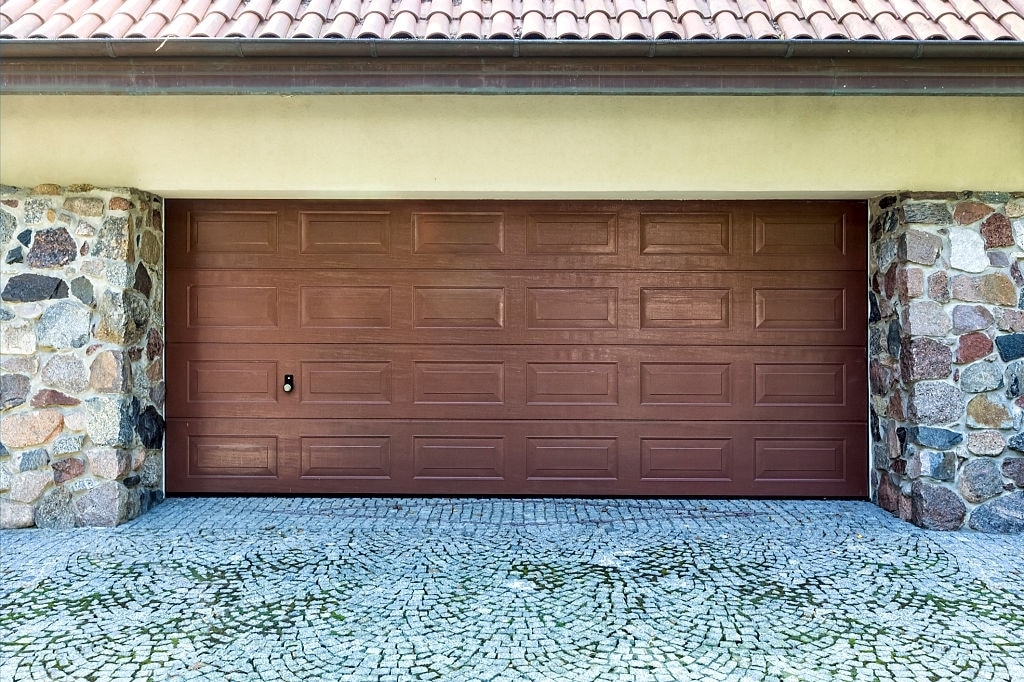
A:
2,39,1023,96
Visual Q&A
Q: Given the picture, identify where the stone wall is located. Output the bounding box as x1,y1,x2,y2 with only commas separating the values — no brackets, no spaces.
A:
869,192,1024,532
0,185,165,528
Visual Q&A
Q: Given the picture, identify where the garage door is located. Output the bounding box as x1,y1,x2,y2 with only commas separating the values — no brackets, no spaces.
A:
166,201,867,496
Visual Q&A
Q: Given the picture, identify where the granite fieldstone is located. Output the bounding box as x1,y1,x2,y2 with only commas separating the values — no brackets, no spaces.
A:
908,382,965,425
34,487,76,529
906,450,957,481
74,481,129,527
927,271,949,303
13,448,49,472
1,273,69,302
89,350,131,393
7,469,54,504
1002,458,1024,487
960,362,1003,393
0,373,31,410
36,300,91,349
898,229,942,265
966,430,1005,456
30,389,80,407
87,448,131,480
0,500,35,529
136,406,165,449
1007,198,1024,219
903,301,951,337
51,457,85,485
84,397,135,447
0,323,35,355
980,213,1013,247
900,337,951,381
956,332,994,364
998,309,1024,332
63,196,104,217
951,305,994,334
995,334,1024,362
910,481,966,530
966,395,1012,428
907,426,963,450
949,227,988,273
0,409,63,448
26,227,77,268
70,276,94,306
968,491,1024,533
953,201,993,225
903,203,953,227
41,354,88,393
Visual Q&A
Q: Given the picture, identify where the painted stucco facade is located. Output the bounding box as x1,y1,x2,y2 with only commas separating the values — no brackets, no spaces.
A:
1,94,1023,529
1,96,1022,198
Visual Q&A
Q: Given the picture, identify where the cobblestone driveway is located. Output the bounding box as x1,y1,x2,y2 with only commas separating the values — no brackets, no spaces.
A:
2,497,1023,681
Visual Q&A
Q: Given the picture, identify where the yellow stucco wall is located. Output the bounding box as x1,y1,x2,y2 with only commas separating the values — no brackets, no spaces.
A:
1,95,1022,197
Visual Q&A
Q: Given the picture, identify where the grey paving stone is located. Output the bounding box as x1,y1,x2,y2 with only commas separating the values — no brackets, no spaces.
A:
1,498,1022,681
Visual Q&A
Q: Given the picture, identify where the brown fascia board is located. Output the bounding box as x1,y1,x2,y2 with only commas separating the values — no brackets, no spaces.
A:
0,39,1023,95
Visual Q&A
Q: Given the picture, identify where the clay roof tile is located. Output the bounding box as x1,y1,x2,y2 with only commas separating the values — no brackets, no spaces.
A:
0,0,1021,41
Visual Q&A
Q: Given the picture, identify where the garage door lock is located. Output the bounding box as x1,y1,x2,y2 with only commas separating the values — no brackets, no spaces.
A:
282,374,294,393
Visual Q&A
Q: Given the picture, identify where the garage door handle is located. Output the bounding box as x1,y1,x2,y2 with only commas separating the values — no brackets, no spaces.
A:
282,374,294,393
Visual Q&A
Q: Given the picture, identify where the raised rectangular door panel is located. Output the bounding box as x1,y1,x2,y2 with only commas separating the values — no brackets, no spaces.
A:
300,436,391,479
640,288,731,329
188,285,279,328
753,437,847,482
413,212,505,254
641,439,734,481
300,362,392,404
527,363,618,405
413,437,505,480
187,360,278,404
300,287,392,329
754,287,846,331
526,213,618,254
413,362,505,404
639,213,732,255
526,437,619,480
526,288,617,329
187,211,279,255
754,212,848,258
166,199,867,497
640,363,732,406
413,287,505,329
188,435,279,477
299,211,391,255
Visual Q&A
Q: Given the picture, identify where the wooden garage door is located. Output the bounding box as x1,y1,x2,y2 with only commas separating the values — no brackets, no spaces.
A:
165,201,867,496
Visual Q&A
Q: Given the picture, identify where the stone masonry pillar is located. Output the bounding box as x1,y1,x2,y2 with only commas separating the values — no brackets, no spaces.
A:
1,184,165,528
869,193,1024,532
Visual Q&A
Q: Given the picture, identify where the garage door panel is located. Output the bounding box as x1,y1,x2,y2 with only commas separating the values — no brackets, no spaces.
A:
169,344,862,421
168,270,863,346
168,201,866,272
167,419,863,495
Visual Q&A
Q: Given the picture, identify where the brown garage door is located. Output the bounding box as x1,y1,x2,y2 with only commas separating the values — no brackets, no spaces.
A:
166,201,867,496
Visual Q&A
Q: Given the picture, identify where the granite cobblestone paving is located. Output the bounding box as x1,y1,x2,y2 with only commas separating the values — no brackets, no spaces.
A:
2,497,1023,681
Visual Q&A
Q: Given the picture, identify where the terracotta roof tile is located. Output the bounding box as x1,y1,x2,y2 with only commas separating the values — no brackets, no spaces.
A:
1,0,1023,40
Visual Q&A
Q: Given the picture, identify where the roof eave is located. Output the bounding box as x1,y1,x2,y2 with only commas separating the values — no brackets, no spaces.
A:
2,39,1023,95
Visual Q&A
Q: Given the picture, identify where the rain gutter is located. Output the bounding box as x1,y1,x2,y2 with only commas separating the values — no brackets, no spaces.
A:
1,39,1023,95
